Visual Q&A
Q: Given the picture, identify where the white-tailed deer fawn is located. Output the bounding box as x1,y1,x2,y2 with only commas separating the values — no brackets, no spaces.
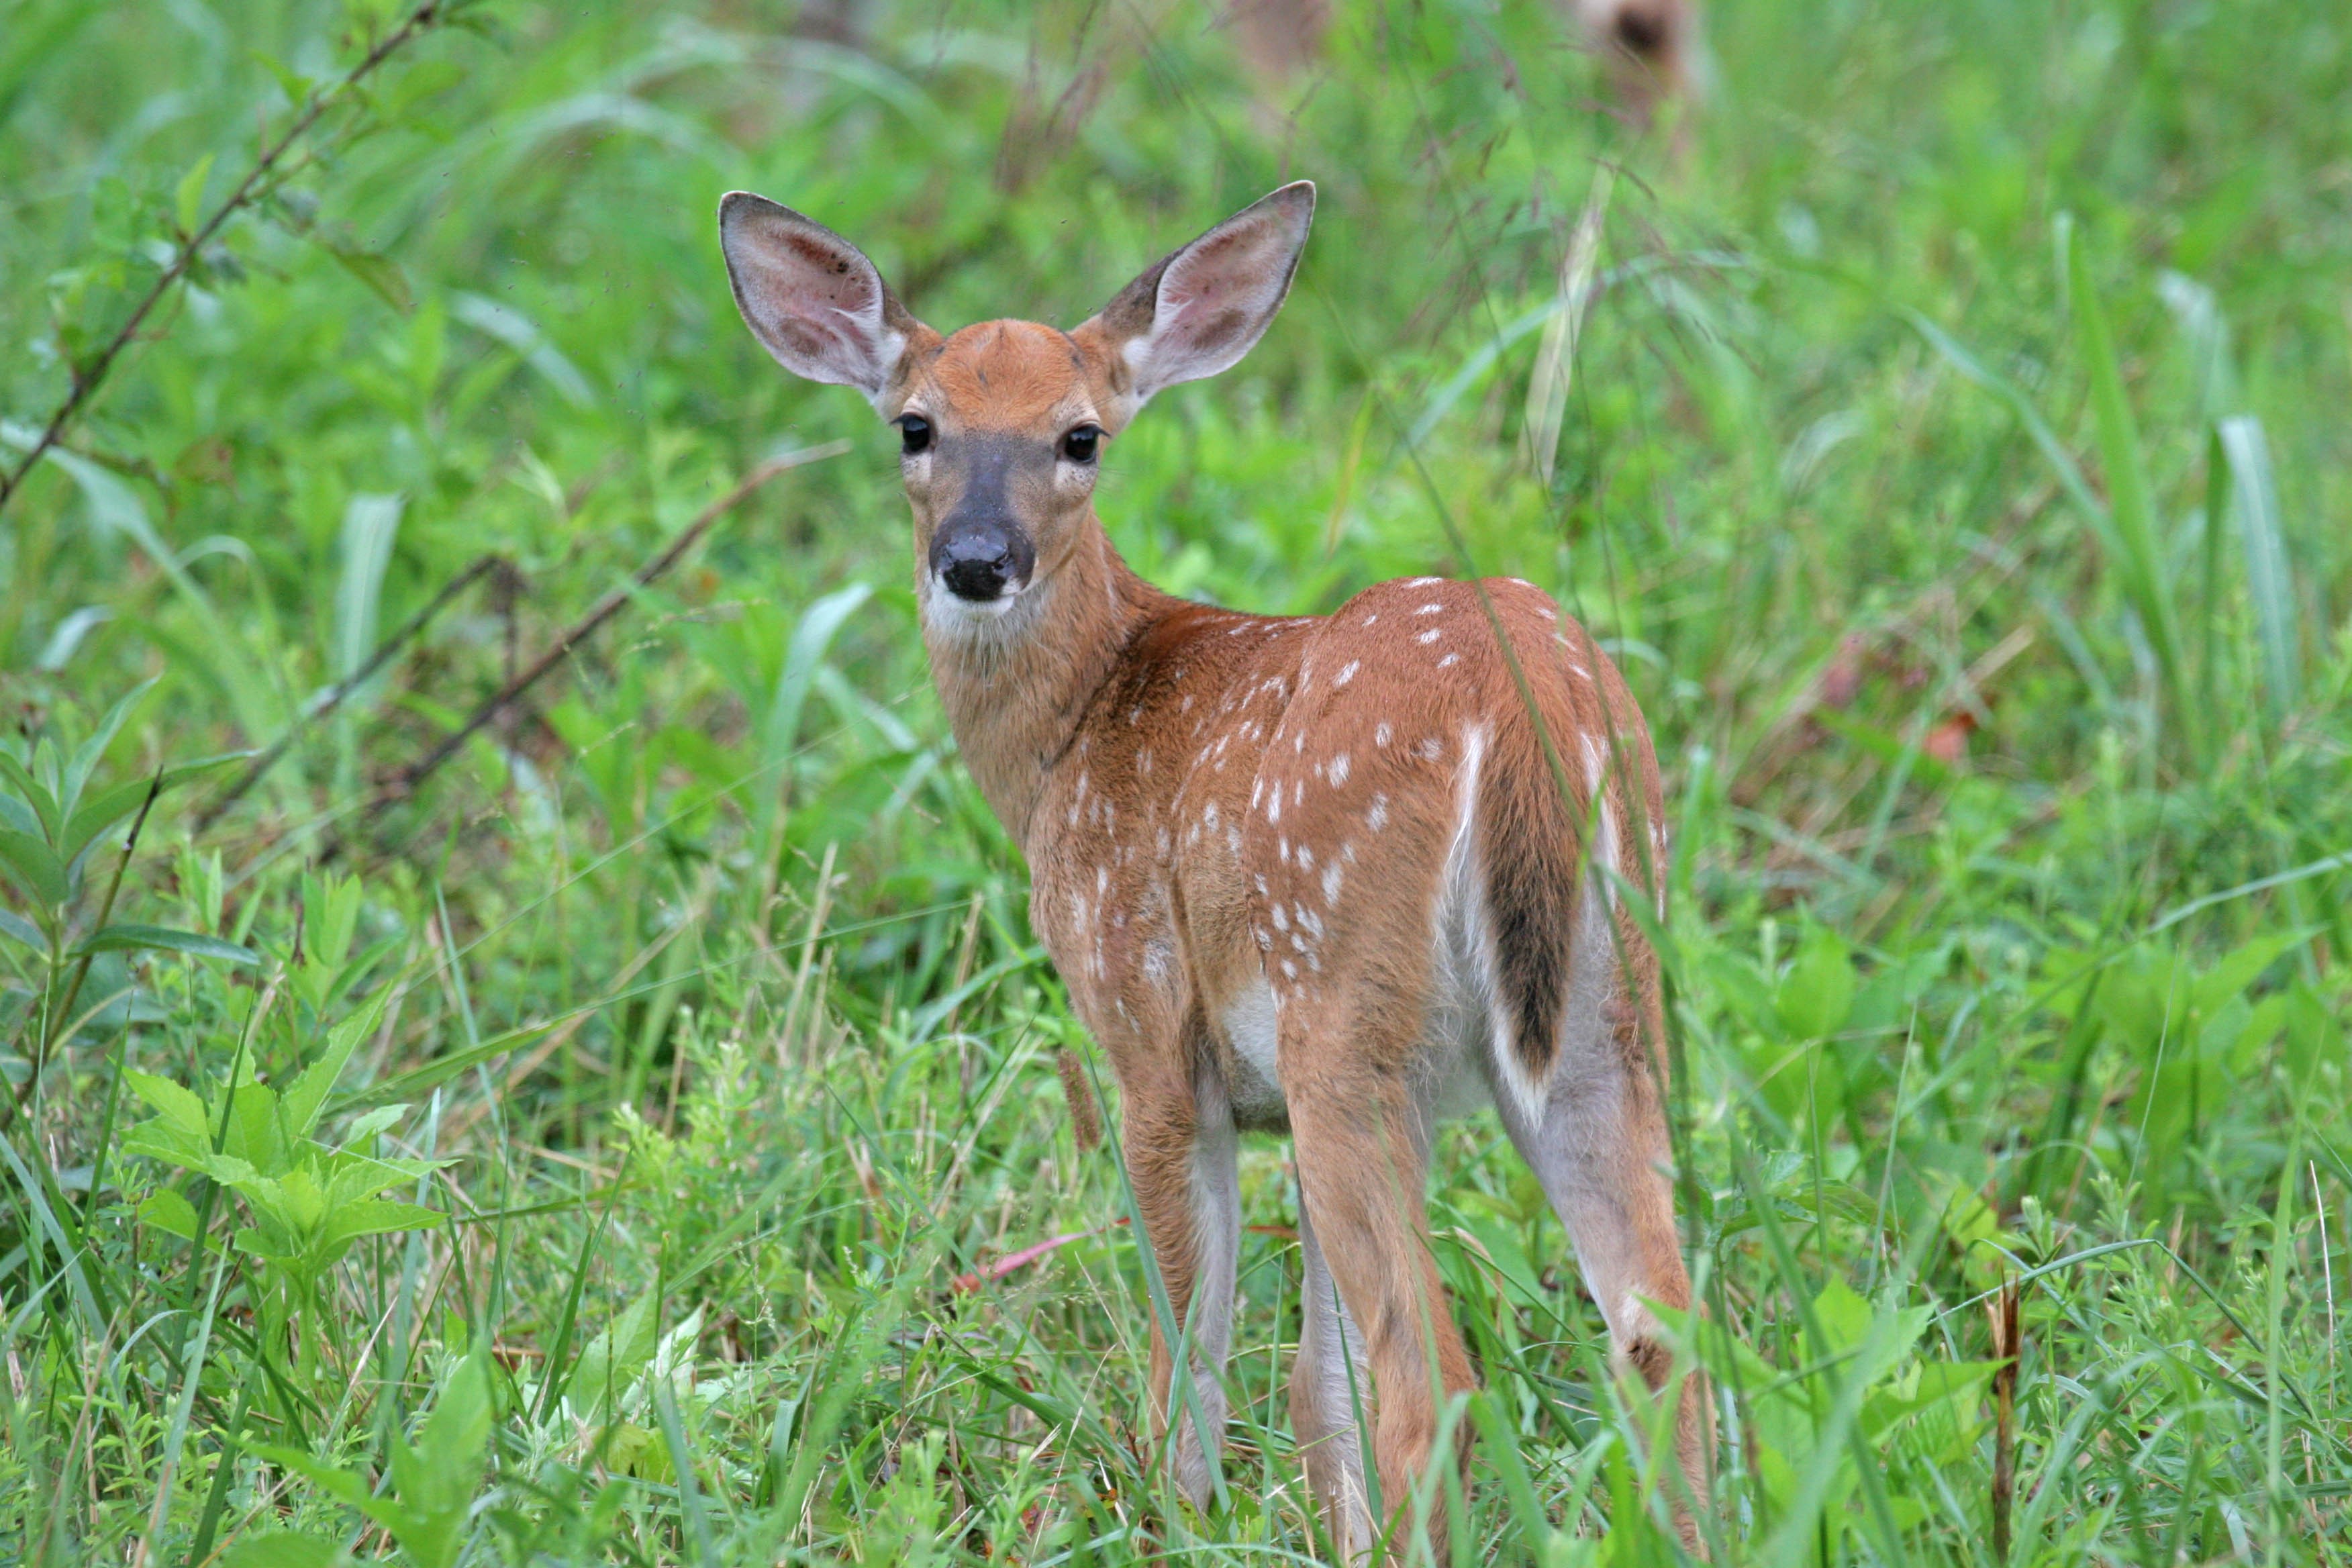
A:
1233,1,1704,126
719,183,1709,1558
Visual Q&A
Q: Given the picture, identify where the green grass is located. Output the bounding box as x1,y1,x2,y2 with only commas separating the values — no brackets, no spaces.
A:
3,0,2350,1562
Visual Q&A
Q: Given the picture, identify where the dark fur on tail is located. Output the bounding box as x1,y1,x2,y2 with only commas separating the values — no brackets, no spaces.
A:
1475,712,1588,1092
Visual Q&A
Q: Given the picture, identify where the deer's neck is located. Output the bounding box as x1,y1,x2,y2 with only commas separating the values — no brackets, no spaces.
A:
921,520,1166,852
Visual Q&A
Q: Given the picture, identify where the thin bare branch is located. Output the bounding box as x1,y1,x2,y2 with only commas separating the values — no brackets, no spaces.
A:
0,0,461,517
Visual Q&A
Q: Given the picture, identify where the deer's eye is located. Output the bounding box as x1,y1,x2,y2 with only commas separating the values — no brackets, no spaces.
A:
897,415,932,456
1061,424,1101,464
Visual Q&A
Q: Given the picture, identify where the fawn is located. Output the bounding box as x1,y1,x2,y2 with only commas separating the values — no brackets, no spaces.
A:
718,182,1709,1559
1232,1,1704,126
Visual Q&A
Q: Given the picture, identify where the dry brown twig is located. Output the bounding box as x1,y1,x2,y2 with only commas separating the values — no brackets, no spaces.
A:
195,553,509,832
0,0,467,517
362,442,850,820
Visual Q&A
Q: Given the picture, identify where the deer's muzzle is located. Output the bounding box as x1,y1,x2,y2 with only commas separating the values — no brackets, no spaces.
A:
931,517,1034,603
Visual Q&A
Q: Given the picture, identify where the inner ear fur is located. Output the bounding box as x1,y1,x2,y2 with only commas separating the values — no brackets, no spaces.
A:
1073,181,1316,426
718,191,931,408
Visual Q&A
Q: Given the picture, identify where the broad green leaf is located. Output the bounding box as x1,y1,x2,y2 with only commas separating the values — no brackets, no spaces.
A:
1808,1276,1876,1358
0,784,40,837
1775,921,1856,1042
293,870,365,1012
173,152,215,236
60,777,154,864
0,748,62,840
63,677,155,809
139,1186,201,1240
220,1533,348,1568
318,1198,446,1252
282,990,386,1136
386,1346,495,1568
58,753,242,865
0,908,45,952
77,924,258,965
0,828,68,905
566,1288,660,1422
218,1083,286,1172
124,1070,210,1138
246,52,317,110
344,1103,407,1142
268,1166,330,1234
240,1444,372,1509
323,1150,447,1208
121,1122,212,1170
2193,927,2313,1017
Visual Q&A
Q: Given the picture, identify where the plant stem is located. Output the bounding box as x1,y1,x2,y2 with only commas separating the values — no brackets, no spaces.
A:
5,773,160,1121
0,0,458,518
194,551,507,831
361,443,847,820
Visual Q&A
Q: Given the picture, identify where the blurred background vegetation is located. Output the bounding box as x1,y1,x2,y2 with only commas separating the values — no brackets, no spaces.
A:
2,0,2348,1562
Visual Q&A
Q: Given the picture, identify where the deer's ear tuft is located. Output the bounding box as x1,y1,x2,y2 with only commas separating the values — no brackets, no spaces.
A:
1077,181,1315,422
718,193,922,408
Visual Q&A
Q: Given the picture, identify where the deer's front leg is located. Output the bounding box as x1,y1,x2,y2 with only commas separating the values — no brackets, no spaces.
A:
1123,1061,1240,1512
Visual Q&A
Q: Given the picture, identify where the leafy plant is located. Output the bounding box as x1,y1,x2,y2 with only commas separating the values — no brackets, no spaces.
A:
0,685,248,1112
250,1342,497,1568
124,993,448,1391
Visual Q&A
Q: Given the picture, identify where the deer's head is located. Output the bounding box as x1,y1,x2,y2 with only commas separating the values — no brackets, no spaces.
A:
719,183,1314,631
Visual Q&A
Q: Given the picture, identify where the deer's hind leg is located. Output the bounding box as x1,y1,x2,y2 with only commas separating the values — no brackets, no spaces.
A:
1493,892,1712,1542
1279,989,1475,1563
1290,1202,1375,1559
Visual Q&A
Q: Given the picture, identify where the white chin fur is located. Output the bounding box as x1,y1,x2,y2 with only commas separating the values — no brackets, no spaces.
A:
922,576,1032,637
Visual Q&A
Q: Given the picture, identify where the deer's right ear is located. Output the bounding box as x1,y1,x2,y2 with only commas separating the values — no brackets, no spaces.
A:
719,192,922,409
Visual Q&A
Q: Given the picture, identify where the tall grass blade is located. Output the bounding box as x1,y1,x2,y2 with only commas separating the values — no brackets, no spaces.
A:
1522,164,1614,486
755,581,873,873
336,493,405,687
2216,414,2301,727
2067,224,2192,750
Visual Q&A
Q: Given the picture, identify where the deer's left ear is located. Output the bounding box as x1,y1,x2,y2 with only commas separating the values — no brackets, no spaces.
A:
1075,181,1315,426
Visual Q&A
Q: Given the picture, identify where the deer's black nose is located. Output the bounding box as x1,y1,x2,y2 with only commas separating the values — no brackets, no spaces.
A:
932,522,1030,602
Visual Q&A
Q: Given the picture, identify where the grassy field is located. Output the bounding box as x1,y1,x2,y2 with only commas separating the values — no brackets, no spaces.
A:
4,0,2350,1562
